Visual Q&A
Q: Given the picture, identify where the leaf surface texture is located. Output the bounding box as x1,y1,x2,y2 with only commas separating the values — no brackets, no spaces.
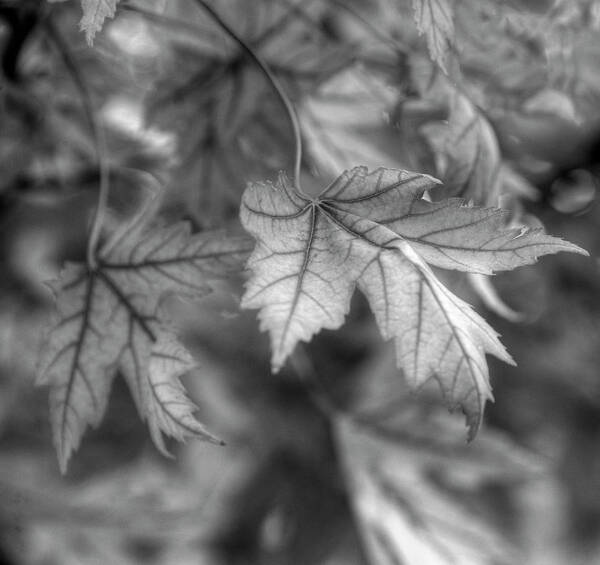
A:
37,207,251,471
241,167,586,435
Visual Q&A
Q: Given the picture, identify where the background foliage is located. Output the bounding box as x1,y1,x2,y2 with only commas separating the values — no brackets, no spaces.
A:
0,0,599,564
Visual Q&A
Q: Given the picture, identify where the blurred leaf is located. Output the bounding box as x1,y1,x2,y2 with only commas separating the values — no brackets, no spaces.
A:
411,0,455,73
0,453,228,564
453,0,547,106
147,0,351,225
523,88,579,122
550,169,598,214
354,399,545,485
429,95,501,204
37,196,252,471
241,166,584,435
467,273,523,322
300,66,406,181
336,418,516,565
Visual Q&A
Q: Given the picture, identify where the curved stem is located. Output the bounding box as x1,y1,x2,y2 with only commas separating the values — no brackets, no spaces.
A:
86,126,110,268
44,18,109,270
192,0,304,192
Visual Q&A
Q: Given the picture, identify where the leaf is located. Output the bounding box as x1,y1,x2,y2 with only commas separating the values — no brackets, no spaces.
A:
79,0,120,45
135,334,207,456
467,273,523,322
452,0,546,105
147,0,350,223
37,203,252,472
422,93,502,205
347,388,545,485
411,0,455,73
300,66,405,181
335,418,517,565
240,167,586,435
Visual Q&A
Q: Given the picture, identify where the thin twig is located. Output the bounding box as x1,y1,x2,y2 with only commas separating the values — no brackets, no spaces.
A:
44,18,109,270
192,0,304,192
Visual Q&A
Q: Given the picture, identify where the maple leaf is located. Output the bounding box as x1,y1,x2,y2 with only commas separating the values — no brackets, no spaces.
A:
411,0,455,73
240,167,587,436
79,0,120,45
37,205,252,472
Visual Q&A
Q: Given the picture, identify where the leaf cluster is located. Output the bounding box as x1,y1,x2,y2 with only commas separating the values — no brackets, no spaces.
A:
0,0,596,563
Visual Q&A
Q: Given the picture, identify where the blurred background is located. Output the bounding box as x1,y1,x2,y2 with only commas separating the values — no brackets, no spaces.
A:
0,0,599,563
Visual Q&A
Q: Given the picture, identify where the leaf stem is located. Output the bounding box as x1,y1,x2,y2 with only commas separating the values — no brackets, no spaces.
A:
44,18,109,270
192,0,304,192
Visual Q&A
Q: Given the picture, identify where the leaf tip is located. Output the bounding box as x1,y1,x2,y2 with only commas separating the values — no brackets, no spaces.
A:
466,424,478,443
571,244,590,257
465,406,487,442
200,427,226,447
152,433,175,459
270,345,289,375
426,173,443,185
57,443,72,475
490,338,515,366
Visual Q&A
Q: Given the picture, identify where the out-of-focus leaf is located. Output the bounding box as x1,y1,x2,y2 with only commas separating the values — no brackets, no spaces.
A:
499,164,539,202
0,453,231,564
548,27,600,117
467,273,523,322
523,89,579,123
411,0,455,73
241,166,585,435
346,339,543,484
356,399,545,484
37,197,252,471
453,0,547,106
451,0,600,120
336,418,516,565
421,91,502,205
300,66,407,181
147,0,351,225
550,169,597,214
79,0,120,45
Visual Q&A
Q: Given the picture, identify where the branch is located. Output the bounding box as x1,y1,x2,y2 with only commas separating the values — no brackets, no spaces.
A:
44,18,109,270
